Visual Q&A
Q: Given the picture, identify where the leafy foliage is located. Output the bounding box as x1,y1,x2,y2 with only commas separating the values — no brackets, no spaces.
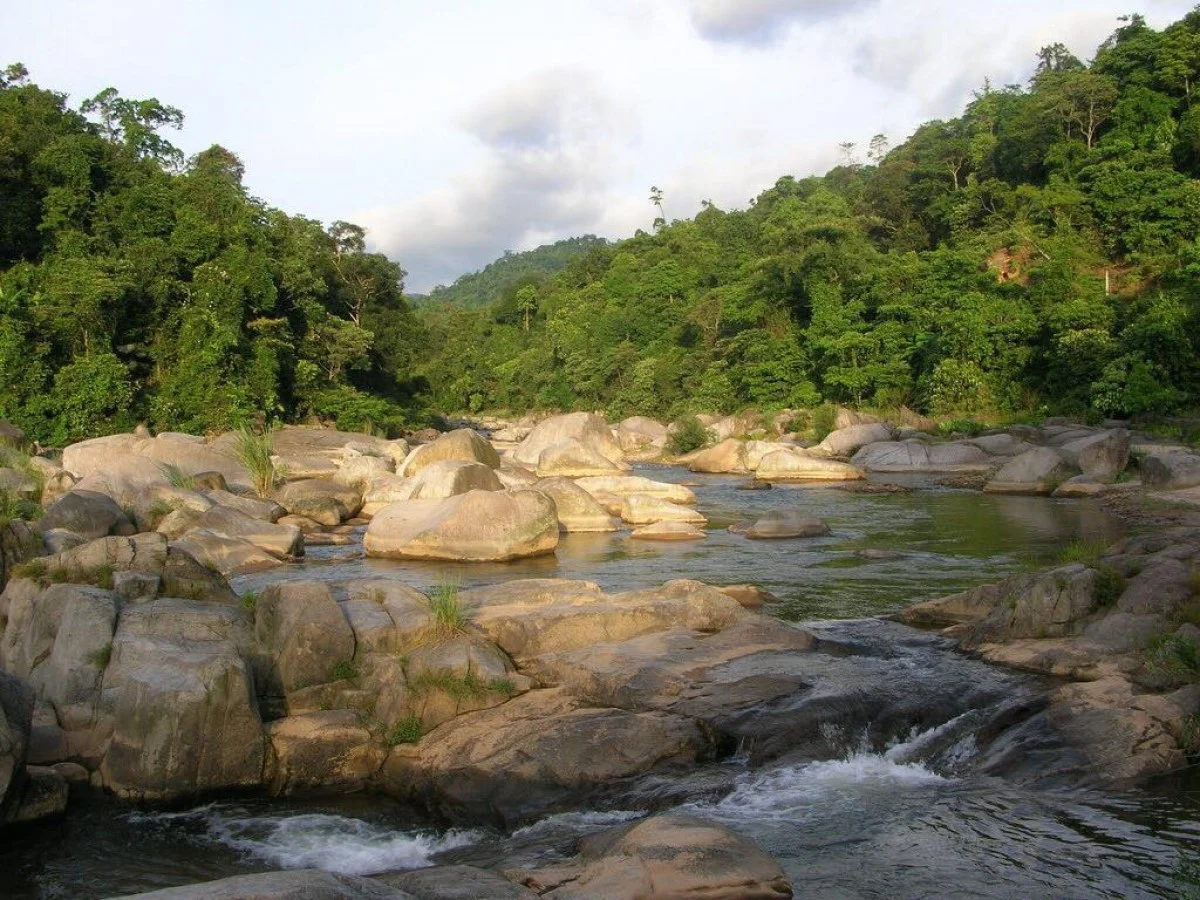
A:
0,71,427,443
419,12,1200,422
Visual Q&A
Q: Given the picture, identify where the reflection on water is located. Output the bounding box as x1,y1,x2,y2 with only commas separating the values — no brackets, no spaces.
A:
234,466,1128,620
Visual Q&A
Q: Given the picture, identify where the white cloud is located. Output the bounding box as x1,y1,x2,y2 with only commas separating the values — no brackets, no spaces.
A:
688,0,880,44
359,68,636,291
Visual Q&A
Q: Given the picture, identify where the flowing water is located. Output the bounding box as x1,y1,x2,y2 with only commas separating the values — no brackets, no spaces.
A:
3,469,1198,898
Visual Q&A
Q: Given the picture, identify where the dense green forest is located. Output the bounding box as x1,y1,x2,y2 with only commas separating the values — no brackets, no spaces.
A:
0,64,428,445
421,11,1200,422
419,235,609,309
3,11,1200,446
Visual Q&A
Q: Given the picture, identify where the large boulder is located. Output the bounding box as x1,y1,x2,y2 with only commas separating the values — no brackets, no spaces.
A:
813,423,893,457
619,495,706,526
1141,451,1200,490
536,440,629,478
532,478,617,532
265,711,384,794
378,865,537,900
172,530,283,577
100,611,265,801
381,688,711,826
574,476,695,505
399,429,500,477
116,870,412,899
274,478,363,525
617,417,668,455
518,814,793,900
1059,430,1130,482
514,413,623,469
39,490,136,541
755,450,864,482
688,439,747,474
400,460,503,501
62,433,249,490
851,440,996,473
254,582,356,698
365,491,559,562
983,447,1077,495
0,672,34,822
158,505,303,559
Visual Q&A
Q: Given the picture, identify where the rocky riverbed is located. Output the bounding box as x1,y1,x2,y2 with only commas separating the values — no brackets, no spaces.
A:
1,411,1198,898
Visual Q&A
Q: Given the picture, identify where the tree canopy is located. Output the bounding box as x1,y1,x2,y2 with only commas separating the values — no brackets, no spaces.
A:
0,71,428,443
419,9,1200,421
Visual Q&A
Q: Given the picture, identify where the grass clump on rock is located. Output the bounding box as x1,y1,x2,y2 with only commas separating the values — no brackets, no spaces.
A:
331,659,359,681
427,577,468,640
159,463,196,490
231,426,278,498
1057,539,1109,566
810,403,838,443
91,642,113,669
385,714,423,746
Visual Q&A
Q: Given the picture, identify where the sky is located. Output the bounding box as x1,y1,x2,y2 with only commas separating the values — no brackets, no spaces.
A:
2,0,1195,292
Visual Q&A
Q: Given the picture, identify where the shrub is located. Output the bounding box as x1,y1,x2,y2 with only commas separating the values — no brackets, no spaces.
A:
14,558,47,582
240,590,258,614
1146,634,1200,684
665,415,708,455
0,487,41,525
810,403,838,443
231,427,277,498
427,577,468,640
385,714,422,746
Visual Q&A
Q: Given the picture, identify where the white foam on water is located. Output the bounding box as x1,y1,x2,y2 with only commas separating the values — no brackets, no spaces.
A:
126,805,480,876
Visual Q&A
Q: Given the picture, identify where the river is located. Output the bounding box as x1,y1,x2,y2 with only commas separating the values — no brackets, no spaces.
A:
2,469,1197,899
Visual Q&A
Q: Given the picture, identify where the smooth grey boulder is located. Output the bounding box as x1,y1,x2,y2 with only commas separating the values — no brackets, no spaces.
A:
1060,429,1130,482
400,459,503,501
983,447,1076,495
113,869,415,899
376,866,536,900
514,413,623,469
531,477,617,532
851,440,995,473
1141,451,1200,490
275,478,363,525
0,672,35,822
39,490,136,541
159,505,303,560
399,428,500,477
255,582,356,697
365,491,559,562
813,423,893,457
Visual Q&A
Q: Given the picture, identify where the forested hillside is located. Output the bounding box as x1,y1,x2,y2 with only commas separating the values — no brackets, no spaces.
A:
0,64,428,445
420,12,1200,421
420,235,609,309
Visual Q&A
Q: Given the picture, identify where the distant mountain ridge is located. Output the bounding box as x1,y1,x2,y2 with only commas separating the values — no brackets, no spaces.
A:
418,235,609,309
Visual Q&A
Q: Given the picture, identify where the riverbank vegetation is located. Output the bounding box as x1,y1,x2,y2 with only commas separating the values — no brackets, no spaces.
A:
420,11,1200,424
0,64,428,445
2,11,1199,447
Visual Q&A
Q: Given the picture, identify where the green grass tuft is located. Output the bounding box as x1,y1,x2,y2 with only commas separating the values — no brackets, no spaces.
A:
231,427,278,498
1057,538,1108,566
810,403,838,443
158,463,196,490
241,590,259,614
14,558,47,582
408,669,515,702
427,577,468,640
385,714,422,746
331,659,359,681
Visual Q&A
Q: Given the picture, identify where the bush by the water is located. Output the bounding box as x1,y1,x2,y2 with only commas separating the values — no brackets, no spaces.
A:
666,416,709,455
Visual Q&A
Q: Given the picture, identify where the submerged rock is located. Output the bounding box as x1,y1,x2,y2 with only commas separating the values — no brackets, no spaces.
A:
743,512,830,540
630,521,706,541
116,870,411,898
